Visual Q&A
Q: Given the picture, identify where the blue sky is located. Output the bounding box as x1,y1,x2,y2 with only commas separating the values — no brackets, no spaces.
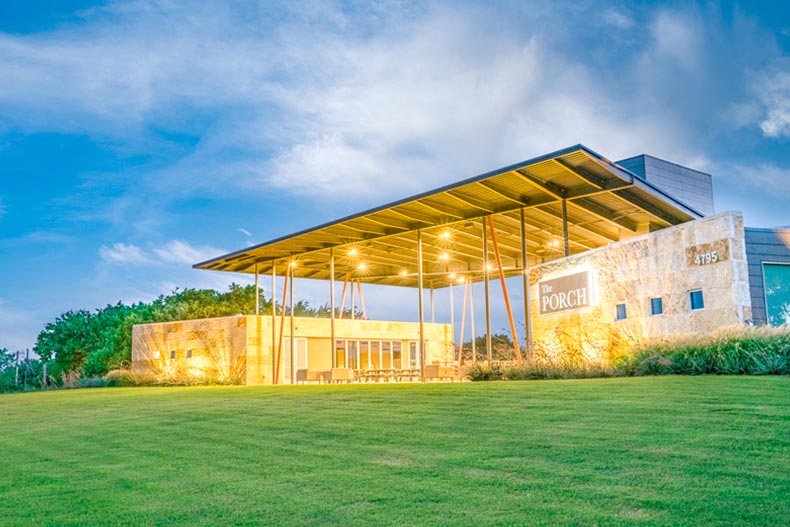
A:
1,0,789,351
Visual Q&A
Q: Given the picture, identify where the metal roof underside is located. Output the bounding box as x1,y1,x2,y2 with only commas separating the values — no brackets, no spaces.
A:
194,145,701,288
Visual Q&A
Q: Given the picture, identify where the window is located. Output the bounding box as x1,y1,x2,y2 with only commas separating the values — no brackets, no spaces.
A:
689,290,704,310
650,297,663,316
186,349,192,359
408,342,422,369
615,303,627,321
170,350,176,359
763,263,790,326
336,340,403,370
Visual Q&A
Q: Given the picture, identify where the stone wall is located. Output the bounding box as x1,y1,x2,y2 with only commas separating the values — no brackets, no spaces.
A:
527,212,751,364
131,316,248,383
132,315,453,385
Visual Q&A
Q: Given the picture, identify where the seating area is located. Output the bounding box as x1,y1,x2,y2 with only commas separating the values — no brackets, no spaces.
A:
295,366,460,384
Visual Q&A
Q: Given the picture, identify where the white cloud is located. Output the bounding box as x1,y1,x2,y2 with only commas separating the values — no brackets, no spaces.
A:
0,1,784,213
602,9,634,29
154,240,226,265
758,64,790,138
726,162,790,199
265,7,710,198
98,242,148,264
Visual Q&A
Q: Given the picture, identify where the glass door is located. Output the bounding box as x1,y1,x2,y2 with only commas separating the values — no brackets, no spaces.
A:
283,338,308,384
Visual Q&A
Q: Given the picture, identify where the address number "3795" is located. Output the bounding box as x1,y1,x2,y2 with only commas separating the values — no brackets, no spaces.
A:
694,251,719,265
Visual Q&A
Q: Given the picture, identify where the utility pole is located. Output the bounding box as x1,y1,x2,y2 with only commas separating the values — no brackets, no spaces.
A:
23,348,29,390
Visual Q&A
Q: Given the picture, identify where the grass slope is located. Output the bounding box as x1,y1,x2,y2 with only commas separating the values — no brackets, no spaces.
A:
1,377,788,526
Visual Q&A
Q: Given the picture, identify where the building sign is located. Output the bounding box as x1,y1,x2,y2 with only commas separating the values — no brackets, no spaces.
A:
686,239,730,267
539,270,592,314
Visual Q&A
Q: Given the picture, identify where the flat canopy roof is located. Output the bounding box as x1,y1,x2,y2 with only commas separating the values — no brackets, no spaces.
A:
194,144,701,287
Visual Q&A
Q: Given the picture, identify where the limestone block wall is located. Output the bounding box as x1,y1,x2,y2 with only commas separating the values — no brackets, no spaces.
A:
131,316,248,382
528,212,751,363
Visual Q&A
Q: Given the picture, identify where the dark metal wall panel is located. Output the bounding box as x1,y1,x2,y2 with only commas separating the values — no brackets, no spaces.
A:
616,156,647,179
745,228,790,324
642,156,714,216
616,154,714,216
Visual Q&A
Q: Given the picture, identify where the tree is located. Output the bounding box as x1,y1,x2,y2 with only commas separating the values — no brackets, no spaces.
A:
34,310,96,374
460,332,518,362
32,283,288,378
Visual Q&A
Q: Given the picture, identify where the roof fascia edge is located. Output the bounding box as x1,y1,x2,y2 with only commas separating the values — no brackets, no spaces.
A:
582,144,704,220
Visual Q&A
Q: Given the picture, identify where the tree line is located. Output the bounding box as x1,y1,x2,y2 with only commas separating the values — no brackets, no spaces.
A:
0,284,343,392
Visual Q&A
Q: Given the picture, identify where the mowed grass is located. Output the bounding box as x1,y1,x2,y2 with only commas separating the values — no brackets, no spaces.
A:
1,377,788,526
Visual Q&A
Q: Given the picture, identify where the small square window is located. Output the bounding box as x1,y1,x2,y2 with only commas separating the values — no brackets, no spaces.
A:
170,350,176,359
650,297,663,316
615,303,627,321
690,290,704,310
186,349,192,359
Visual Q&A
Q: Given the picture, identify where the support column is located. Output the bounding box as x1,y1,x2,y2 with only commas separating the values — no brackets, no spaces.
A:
330,248,336,369
430,285,435,323
562,198,570,257
470,279,477,363
254,263,260,316
417,230,425,381
449,280,455,359
289,261,295,385
520,207,533,360
271,262,276,385
482,218,492,365
350,276,355,320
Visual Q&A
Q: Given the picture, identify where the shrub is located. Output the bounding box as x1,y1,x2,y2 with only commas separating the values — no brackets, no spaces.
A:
468,326,790,381
464,363,503,381
620,325,790,376
60,370,82,389
103,368,243,387
78,377,107,388
104,369,159,387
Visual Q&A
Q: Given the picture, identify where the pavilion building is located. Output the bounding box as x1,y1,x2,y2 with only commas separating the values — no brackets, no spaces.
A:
131,145,790,384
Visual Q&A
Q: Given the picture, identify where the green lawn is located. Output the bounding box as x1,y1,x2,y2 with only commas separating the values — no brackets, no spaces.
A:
1,377,788,526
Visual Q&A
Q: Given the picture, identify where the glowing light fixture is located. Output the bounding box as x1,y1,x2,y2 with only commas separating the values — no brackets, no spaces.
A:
485,263,493,271
399,269,408,277
550,240,560,247
440,252,449,261
357,263,367,271
456,276,466,284
348,248,358,256
440,231,451,240
449,272,456,279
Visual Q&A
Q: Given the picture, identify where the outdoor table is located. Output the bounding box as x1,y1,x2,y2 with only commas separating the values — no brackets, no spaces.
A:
351,369,421,382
